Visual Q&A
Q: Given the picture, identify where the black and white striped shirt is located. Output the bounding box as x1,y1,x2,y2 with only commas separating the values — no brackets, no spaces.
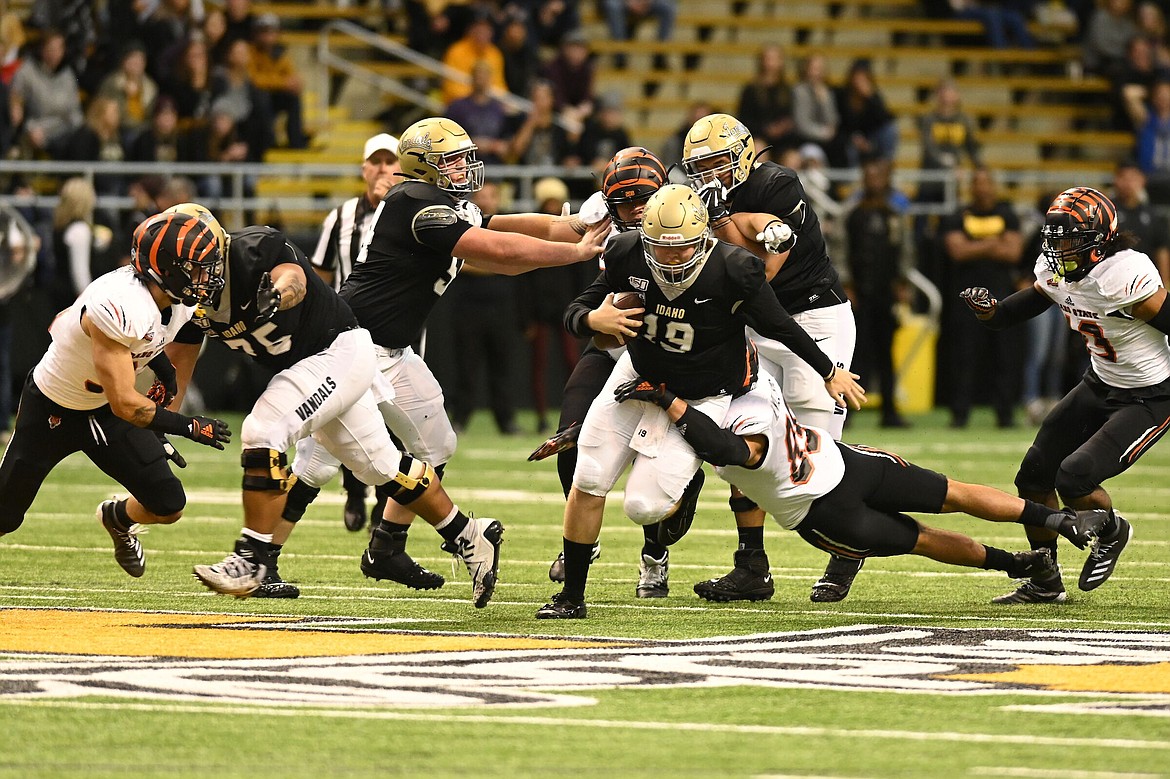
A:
310,194,379,292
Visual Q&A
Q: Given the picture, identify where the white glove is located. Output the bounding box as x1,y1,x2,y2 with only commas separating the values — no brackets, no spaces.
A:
756,221,794,254
454,199,484,227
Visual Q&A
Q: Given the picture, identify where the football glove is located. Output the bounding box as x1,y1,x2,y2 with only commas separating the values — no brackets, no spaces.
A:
959,287,998,319
528,422,582,461
614,377,677,410
157,433,188,468
145,352,178,408
756,220,795,254
186,415,232,450
696,179,731,222
255,272,281,323
146,378,175,408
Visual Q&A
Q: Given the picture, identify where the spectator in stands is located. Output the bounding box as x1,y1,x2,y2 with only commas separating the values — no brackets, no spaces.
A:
212,37,273,160
791,54,839,160
1084,0,1139,78
524,0,581,48
577,92,631,174
1136,2,1170,68
9,29,82,158
49,178,114,312
844,156,912,428
1127,79,1170,201
521,176,591,434
500,10,539,98
544,29,595,134
204,6,232,65
97,42,159,139
132,0,202,84
603,0,677,63
222,0,256,52
447,180,521,435
835,58,897,168
128,95,183,163
737,44,796,158
248,13,308,149
1113,159,1170,281
156,175,199,212
405,0,466,60
0,13,25,86
182,99,250,198
442,11,508,105
661,99,713,165
918,78,981,206
167,37,214,123
60,97,127,203
507,79,576,165
947,0,1036,49
1114,34,1170,130
446,60,511,164
27,0,96,90
939,166,1023,428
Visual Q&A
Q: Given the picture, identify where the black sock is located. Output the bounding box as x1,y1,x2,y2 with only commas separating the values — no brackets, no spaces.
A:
1031,536,1058,566
641,524,667,559
981,545,1014,572
112,499,134,531
1018,499,1057,528
384,522,411,535
737,525,764,551
562,538,595,602
436,511,469,542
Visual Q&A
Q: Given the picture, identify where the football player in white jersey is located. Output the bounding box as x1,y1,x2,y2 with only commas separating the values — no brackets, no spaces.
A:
0,212,232,578
961,186,1170,603
612,372,1109,597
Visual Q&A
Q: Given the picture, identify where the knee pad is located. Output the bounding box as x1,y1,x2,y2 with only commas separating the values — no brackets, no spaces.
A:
291,444,340,489
1014,444,1055,495
281,479,321,523
623,486,674,527
1055,450,1099,501
729,494,759,513
138,477,186,518
383,454,437,506
241,448,298,493
571,452,608,497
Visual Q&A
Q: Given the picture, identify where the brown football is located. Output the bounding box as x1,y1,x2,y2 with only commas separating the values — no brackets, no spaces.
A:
592,291,645,351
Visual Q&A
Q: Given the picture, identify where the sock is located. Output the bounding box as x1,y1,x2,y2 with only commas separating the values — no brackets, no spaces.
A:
1031,536,1059,567
981,545,1014,572
435,507,469,542
384,522,411,535
1018,499,1056,528
737,525,764,551
562,538,595,602
241,527,274,544
641,524,667,560
112,499,134,531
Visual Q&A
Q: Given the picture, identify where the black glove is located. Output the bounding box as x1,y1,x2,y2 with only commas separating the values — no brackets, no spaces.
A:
960,287,997,319
156,433,188,468
696,180,730,222
255,272,281,323
185,415,232,450
614,377,677,409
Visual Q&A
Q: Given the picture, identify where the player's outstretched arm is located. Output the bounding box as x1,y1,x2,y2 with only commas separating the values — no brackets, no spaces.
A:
960,283,1052,330
457,219,608,275
486,211,605,243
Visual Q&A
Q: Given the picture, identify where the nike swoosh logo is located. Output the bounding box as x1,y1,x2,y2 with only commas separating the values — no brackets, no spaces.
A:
813,337,829,343
695,298,713,304
240,300,251,310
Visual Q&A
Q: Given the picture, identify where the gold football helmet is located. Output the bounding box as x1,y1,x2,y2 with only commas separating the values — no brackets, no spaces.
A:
397,117,484,194
681,113,756,191
640,184,715,287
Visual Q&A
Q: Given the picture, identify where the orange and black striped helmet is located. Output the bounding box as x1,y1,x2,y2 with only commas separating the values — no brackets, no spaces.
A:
1041,187,1118,282
131,206,226,306
602,147,667,231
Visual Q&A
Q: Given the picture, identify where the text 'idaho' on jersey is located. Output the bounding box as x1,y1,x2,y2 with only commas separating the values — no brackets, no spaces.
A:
568,231,773,400
733,161,844,313
1035,247,1170,388
174,226,357,372
341,180,480,349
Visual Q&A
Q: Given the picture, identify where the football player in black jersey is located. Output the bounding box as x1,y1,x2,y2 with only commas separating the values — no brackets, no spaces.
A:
158,204,506,607
277,116,607,595
682,112,864,605
536,185,864,619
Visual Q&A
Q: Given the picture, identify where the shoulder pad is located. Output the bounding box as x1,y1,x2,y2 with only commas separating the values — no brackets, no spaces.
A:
413,204,460,232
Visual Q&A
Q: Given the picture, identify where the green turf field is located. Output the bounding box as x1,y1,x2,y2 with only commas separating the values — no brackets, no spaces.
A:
2,408,1168,778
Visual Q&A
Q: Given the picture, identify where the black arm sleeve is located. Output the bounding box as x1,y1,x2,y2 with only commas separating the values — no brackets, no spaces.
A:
1146,295,1170,334
983,286,1053,331
738,284,835,379
146,351,176,384
675,406,752,467
563,268,613,338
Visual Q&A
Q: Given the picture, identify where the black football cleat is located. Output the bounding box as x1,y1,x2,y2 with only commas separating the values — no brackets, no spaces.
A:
1053,508,1110,550
694,548,774,602
536,591,587,619
993,564,1067,604
251,569,301,599
1079,514,1132,591
1005,548,1057,580
549,542,601,583
658,469,704,547
97,499,145,578
810,555,864,603
362,529,445,590
343,489,367,532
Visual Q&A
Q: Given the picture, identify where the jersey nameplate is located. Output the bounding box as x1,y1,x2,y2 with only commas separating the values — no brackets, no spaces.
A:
413,205,459,232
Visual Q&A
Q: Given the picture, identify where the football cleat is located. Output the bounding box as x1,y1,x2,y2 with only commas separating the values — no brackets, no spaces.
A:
657,469,704,547
810,555,864,603
1053,508,1110,550
1079,514,1132,591
528,422,581,461
535,591,587,619
97,500,145,578
1005,548,1057,580
441,517,504,608
251,568,301,599
992,564,1067,604
192,552,266,598
362,529,445,590
343,489,367,532
636,551,669,598
548,542,601,583
694,548,774,602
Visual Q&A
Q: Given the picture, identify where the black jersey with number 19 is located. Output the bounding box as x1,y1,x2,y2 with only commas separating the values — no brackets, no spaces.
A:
340,180,478,349
565,231,835,400
174,226,357,372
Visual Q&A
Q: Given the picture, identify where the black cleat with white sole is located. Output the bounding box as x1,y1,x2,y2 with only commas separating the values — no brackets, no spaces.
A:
1079,514,1132,591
